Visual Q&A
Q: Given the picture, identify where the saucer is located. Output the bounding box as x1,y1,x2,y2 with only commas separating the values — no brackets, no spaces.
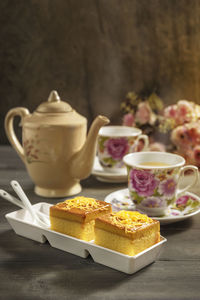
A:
92,157,127,183
104,188,200,225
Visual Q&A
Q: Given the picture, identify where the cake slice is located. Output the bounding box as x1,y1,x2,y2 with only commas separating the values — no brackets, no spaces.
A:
95,210,160,256
50,196,112,241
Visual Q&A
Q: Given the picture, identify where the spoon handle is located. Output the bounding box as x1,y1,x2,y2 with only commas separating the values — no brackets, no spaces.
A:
10,180,49,227
0,189,49,223
0,189,24,209
10,180,37,221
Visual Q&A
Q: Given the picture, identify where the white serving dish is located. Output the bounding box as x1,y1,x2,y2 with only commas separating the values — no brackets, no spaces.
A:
6,203,166,274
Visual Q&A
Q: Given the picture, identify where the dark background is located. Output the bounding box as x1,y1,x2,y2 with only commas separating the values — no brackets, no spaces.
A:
1,0,200,144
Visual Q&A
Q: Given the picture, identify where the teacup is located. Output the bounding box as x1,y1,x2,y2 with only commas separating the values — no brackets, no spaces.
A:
123,151,199,216
97,126,149,172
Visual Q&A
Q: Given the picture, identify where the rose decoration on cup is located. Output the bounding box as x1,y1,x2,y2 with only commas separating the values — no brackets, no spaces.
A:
123,152,199,216
97,126,149,172
105,137,129,161
129,169,159,197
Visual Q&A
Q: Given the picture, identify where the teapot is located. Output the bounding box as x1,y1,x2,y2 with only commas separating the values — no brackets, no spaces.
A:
5,91,109,197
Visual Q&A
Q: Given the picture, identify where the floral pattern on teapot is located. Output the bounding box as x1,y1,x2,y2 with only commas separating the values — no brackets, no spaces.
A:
24,138,40,163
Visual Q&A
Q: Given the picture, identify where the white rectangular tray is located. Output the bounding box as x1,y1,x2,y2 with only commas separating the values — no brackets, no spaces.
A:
6,203,166,274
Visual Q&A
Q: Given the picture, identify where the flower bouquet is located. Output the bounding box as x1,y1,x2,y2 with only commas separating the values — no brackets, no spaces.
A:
121,91,200,167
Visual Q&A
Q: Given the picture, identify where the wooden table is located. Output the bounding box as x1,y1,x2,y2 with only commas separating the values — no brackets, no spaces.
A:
0,146,200,300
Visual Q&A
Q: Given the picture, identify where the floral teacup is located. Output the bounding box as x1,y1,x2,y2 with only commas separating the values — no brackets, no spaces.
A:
97,126,149,172
123,152,199,216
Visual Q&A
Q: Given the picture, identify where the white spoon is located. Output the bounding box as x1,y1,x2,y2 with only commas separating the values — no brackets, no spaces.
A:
0,189,49,224
10,180,50,228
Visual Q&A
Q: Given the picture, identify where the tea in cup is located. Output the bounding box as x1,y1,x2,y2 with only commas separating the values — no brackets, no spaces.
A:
123,151,199,216
97,126,149,172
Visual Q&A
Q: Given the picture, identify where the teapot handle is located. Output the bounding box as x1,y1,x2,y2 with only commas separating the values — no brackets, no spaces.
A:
5,107,30,163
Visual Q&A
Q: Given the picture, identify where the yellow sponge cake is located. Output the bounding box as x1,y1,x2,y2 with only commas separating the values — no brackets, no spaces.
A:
50,196,112,241
95,210,160,256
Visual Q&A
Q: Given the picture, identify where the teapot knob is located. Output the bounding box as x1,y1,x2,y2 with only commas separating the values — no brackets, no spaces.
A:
37,90,72,113
48,90,60,103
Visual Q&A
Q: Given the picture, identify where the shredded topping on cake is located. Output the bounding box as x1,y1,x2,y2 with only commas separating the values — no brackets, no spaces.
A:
56,196,107,212
111,210,153,233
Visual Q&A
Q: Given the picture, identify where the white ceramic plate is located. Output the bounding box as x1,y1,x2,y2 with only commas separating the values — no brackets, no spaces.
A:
104,188,200,225
92,156,127,183
6,203,166,274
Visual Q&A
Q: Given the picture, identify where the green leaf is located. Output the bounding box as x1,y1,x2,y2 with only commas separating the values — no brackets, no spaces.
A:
98,137,108,152
167,197,175,206
102,157,116,167
190,199,199,208
130,191,144,204
153,188,162,197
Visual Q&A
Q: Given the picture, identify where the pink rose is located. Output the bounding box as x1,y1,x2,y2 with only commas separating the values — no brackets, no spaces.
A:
171,122,200,155
188,124,200,144
164,100,194,126
130,169,159,197
135,102,155,125
106,138,129,160
123,113,135,127
164,104,177,119
176,100,193,125
171,125,189,147
176,195,189,206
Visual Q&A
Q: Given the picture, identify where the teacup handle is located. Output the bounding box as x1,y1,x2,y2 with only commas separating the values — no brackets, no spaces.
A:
135,134,149,151
177,165,199,195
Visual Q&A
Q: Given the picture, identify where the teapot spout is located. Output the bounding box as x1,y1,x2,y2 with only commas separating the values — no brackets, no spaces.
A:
70,115,110,180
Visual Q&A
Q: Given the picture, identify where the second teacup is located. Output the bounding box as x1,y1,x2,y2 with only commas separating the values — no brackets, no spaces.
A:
97,126,149,172
123,151,199,216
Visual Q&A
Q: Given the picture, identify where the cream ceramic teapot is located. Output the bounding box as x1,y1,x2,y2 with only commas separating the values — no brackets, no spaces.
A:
5,91,109,197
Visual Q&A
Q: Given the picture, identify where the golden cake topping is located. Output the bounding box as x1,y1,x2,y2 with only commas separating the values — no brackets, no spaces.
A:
56,196,108,212
111,210,153,232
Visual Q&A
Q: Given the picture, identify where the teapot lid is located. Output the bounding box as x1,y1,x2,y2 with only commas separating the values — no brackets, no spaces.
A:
36,90,73,113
